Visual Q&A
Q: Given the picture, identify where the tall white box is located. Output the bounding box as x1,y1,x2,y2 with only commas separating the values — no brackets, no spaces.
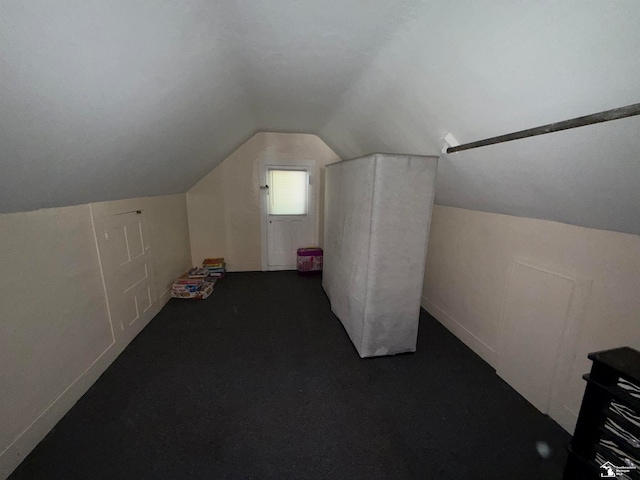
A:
323,154,438,357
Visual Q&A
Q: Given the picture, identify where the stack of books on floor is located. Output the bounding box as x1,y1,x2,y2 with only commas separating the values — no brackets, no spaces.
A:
170,258,226,300
203,257,226,279
187,267,208,278
171,267,218,300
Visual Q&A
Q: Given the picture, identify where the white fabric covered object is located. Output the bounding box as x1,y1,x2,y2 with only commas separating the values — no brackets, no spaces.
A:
323,154,438,358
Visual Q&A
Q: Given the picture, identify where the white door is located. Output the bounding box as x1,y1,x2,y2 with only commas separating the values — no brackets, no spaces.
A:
261,166,314,270
93,210,157,343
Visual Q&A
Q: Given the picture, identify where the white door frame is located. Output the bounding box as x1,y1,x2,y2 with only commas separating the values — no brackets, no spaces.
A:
260,160,316,271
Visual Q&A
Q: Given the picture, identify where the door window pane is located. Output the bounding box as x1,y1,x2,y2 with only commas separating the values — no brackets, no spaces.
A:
269,169,308,215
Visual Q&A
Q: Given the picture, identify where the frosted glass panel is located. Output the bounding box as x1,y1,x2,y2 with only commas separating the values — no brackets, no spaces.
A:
269,169,308,215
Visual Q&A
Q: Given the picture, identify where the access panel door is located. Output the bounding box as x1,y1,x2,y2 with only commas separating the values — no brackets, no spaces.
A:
497,261,574,414
93,210,157,344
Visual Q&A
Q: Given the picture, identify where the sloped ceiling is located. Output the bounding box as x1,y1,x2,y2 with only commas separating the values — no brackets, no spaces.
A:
2,1,639,234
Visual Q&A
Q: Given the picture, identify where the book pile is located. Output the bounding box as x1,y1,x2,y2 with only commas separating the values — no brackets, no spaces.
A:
203,258,226,279
170,257,226,300
187,267,209,278
171,276,217,300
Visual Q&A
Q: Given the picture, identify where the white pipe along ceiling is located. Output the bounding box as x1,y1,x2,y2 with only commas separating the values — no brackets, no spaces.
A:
2,0,640,234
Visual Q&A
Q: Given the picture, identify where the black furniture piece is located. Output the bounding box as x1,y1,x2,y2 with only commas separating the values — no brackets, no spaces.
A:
564,347,640,479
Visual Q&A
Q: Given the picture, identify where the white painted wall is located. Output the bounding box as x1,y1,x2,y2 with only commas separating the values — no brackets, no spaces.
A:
4,1,640,235
187,132,340,271
0,194,191,478
1,1,257,214
319,1,640,235
422,205,640,432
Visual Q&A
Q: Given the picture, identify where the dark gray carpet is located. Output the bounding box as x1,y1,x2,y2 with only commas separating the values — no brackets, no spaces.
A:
9,271,570,480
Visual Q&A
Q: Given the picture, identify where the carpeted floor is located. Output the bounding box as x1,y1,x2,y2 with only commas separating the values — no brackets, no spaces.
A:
9,271,570,480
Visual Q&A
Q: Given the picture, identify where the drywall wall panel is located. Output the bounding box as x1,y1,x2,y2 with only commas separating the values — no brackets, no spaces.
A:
0,205,113,477
0,194,192,478
187,132,340,271
186,161,229,271
422,205,640,432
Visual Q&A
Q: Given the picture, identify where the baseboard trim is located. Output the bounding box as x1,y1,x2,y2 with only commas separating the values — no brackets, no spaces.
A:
0,287,173,479
548,404,579,435
422,295,498,368
159,287,172,307
0,339,124,479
